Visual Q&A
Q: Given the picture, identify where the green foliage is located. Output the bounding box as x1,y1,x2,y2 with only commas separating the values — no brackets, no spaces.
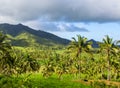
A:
0,32,40,75
0,33,120,88
12,48,40,74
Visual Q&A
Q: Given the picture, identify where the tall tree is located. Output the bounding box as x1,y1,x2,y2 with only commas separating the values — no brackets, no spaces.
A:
0,32,15,75
99,35,118,81
68,35,92,78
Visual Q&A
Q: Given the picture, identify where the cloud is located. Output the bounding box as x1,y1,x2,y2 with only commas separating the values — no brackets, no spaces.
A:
0,0,120,23
24,21,88,32
57,23,88,32
39,22,59,31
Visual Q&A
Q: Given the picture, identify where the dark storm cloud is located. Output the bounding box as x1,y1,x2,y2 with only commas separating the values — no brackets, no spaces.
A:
0,0,120,23
0,0,120,32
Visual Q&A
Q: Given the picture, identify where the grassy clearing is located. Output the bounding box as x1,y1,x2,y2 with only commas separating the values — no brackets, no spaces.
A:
1,73,119,88
0,73,91,88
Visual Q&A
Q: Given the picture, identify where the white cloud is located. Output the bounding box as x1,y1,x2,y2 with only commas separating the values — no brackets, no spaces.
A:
0,16,17,23
24,21,88,32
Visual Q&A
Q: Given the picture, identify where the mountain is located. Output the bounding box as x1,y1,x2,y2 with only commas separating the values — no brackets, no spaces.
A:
0,23,70,47
88,39,99,48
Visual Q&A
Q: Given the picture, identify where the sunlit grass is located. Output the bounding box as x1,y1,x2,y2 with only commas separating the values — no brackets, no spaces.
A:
0,73,91,88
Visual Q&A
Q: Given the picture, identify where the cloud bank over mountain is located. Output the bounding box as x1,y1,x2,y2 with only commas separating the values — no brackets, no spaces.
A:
25,22,88,32
0,0,120,23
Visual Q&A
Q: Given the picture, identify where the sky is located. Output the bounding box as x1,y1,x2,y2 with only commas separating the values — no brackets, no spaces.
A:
0,0,120,41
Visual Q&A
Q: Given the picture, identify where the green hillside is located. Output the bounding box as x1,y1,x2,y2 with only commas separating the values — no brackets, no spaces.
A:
0,23,70,47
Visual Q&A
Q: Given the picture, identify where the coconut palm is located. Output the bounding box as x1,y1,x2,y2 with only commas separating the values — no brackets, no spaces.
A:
0,32,11,52
68,35,92,78
99,35,118,81
0,32,15,75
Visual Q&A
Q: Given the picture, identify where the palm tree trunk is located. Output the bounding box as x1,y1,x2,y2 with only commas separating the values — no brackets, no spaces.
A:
78,53,81,79
107,59,110,81
107,49,111,81
77,49,82,79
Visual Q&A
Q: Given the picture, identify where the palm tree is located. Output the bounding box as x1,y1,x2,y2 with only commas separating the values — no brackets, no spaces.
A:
99,35,118,81
0,32,11,52
0,32,15,75
68,35,92,78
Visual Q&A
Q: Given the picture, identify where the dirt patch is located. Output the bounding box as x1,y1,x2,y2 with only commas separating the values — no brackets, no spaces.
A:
74,80,120,87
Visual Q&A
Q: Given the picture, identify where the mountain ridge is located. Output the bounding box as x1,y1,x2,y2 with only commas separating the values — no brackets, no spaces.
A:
0,23,70,47
88,39,99,48
0,23,100,48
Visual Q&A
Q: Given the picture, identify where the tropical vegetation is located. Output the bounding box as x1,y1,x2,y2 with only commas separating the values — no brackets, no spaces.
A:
0,32,120,88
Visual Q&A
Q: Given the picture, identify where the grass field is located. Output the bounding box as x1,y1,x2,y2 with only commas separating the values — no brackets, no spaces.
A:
1,73,119,88
0,73,91,88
